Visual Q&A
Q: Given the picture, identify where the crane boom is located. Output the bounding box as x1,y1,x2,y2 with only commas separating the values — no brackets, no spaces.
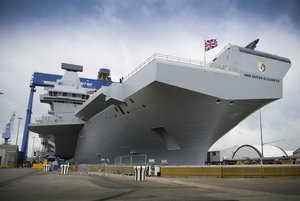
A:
2,112,16,144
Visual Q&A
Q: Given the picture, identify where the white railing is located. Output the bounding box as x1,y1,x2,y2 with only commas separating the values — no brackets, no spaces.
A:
123,53,205,81
123,44,235,81
207,43,239,72
207,43,232,66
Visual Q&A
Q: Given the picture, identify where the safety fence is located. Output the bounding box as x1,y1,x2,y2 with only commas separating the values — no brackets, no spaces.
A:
77,164,300,178
78,164,134,175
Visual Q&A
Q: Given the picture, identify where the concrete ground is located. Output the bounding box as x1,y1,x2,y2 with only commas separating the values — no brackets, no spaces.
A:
0,168,300,201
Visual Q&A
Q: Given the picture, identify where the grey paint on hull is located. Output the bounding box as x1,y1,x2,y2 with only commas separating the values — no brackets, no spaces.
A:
73,82,271,165
29,124,83,158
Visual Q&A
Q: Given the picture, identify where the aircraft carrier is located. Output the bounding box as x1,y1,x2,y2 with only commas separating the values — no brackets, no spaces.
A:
29,40,291,165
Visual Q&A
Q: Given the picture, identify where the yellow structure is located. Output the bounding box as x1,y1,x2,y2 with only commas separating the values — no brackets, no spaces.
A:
161,165,300,177
32,163,43,169
69,164,78,171
76,164,300,178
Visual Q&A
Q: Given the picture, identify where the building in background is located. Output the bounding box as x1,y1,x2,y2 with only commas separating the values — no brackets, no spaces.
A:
0,144,18,168
292,148,300,157
207,144,298,165
232,144,289,159
206,146,239,164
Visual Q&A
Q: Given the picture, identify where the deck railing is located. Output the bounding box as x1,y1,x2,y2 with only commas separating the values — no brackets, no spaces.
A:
123,53,205,81
123,44,234,81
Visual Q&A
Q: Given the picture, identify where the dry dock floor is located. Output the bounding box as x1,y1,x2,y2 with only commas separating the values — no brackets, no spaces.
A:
0,168,300,201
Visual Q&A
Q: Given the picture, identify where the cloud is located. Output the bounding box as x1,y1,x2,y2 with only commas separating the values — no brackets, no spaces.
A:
0,0,299,157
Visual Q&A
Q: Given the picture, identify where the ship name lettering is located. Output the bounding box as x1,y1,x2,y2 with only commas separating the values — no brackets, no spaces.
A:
243,73,280,83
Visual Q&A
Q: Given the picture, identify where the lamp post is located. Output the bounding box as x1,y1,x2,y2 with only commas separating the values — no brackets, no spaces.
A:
16,117,23,146
32,136,36,157
96,153,101,163
259,109,264,164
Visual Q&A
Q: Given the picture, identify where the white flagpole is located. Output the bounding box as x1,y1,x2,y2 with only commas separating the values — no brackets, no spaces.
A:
204,40,206,66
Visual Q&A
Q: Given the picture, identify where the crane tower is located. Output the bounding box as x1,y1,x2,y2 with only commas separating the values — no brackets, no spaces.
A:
2,112,16,145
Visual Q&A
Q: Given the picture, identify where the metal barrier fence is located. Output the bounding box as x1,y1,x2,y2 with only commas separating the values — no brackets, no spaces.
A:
78,164,135,175
114,154,147,166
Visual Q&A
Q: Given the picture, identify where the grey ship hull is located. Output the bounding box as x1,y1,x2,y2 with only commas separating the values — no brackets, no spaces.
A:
30,45,291,165
74,82,271,165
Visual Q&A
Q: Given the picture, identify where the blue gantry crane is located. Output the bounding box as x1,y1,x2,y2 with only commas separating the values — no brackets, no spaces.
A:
19,66,112,162
2,112,16,145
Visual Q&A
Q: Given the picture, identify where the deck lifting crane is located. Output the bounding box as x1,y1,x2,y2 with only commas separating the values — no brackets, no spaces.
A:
2,112,16,145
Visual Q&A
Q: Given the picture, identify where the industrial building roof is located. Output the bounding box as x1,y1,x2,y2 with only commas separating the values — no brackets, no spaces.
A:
232,144,288,159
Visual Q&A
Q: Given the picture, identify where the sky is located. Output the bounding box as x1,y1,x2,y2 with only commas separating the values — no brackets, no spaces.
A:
0,0,299,157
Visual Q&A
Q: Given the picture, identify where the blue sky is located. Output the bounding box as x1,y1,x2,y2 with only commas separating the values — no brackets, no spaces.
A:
0,0,299,156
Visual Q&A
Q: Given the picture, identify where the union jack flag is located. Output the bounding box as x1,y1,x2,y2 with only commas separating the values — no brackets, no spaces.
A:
205,39,218,51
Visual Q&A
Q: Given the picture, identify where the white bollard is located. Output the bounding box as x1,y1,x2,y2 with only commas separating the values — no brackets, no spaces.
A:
141,166,146,181
44,164,50,172
66,164,69,175
60,164,64,175
134,166,139,181
134,166,146,181
63,164,67,175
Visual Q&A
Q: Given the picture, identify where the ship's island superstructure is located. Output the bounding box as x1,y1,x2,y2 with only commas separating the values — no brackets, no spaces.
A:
29,41,291,165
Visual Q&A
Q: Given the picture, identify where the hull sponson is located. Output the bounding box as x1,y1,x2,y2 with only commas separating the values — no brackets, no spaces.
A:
29,123,83,158
73,82,272,165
